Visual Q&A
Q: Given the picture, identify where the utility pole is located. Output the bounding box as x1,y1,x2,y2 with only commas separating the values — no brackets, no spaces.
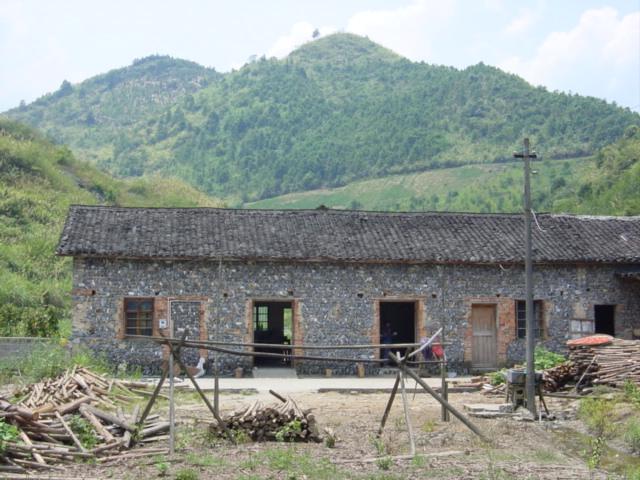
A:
514,138,537,416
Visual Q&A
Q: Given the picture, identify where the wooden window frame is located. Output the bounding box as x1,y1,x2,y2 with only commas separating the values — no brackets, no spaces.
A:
124,297,154,337
515,299,543,339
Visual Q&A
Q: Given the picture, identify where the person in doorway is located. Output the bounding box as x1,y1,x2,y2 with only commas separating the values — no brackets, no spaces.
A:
381,322,397,364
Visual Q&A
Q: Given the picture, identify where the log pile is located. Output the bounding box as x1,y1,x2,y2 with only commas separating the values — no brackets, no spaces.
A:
209,396,321,442
569,337,640,388
0,368,167,474
541,362,576,392
14,366,145,412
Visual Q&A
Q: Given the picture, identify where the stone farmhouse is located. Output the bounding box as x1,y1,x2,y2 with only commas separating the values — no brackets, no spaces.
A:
57,206,640,375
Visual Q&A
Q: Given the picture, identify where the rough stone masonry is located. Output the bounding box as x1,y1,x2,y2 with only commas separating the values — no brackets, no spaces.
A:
70,257,640,375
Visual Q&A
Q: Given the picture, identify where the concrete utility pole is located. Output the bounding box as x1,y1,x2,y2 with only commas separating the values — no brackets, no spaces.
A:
514,138,537,416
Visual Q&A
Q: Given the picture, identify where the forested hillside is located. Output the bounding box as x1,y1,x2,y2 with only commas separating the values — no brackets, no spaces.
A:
6,34,639,202
7,56,219,169
251,126,640,216
0,120,222,337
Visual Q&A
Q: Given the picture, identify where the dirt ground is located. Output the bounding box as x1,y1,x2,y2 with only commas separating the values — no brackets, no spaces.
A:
52,387,631,480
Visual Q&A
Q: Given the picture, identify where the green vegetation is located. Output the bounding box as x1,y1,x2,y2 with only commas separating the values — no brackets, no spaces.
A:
251,125,640,215
175,468,200,480
533,347,566,370
625,419,640,454
0,343,114,384
275,418,303,442
6,34,638,203
68,414,99,449
624,380,640,409
578,397,618,468
0,119,222,338
0,419,19,453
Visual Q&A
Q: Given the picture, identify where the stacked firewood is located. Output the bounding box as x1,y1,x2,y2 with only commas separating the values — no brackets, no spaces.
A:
209,397,321,442
0,368,167,474
569,338,640,388
541,362,576,392
15,366,148,412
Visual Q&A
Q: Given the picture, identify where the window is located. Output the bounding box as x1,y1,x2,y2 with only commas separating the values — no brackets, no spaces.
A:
125,298,154,336
253,305,269,331
516,300,543,339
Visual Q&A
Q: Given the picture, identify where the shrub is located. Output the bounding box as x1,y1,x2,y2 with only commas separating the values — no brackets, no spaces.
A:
534,347,566,370
0,419,19,453
489,370,506,386
68,414,98,449
578,398,616,438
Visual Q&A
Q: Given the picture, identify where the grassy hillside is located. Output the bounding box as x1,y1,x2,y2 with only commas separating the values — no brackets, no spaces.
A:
248,157,593,212
0,119,222,337
6,34,639,202
250,126,640,215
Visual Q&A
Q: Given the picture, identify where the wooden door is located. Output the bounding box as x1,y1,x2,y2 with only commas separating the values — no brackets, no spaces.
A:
471,304,497,369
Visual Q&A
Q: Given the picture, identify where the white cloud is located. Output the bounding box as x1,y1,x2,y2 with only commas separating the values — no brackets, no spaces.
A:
504,8,537,35
267,21,337,59
345,0,456,61
500,7,639,106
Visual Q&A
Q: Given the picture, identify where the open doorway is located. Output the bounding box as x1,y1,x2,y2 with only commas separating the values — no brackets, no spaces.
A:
379,301,416,361
594,304,615,336
253,301,293,367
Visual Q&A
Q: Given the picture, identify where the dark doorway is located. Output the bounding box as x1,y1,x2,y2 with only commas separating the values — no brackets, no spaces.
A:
253,301,293,367
379,301,416,361
594,305,615,336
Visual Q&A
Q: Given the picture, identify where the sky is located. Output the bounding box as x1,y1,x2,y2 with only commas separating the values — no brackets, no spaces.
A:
0,0,638,113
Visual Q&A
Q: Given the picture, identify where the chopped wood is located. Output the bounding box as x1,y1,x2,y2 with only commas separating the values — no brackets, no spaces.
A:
208,396,321,443
0,367,169,474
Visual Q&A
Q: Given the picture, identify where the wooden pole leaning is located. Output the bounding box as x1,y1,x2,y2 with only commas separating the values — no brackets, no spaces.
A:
377,371,401,437
137,332,186,428
399,369,416,455
164,338,229,435
388,352,488,442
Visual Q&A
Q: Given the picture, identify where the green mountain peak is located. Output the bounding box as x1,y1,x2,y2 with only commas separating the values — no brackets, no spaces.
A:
288,32,403,65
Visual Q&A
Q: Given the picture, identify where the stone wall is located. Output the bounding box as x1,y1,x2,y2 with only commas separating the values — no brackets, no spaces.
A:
70,258,640,375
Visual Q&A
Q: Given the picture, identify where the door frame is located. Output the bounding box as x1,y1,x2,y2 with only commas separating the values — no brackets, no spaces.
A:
373,297,426,359
470,302,498,370
247,298,298,368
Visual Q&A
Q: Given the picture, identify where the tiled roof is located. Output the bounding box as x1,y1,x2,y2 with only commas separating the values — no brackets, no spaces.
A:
57,206,640,264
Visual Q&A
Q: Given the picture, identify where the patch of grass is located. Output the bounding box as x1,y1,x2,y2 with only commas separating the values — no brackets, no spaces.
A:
624,419,640,454
175,468,199,480
578,398,617,438
531,449,561,463
255,447,339,480
578,397,618,469
411,454,427,468
375,456,393,471
185,452,227,468
422,419,437,433
624,380,640,409
153,455,169,477
371,436,387,456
